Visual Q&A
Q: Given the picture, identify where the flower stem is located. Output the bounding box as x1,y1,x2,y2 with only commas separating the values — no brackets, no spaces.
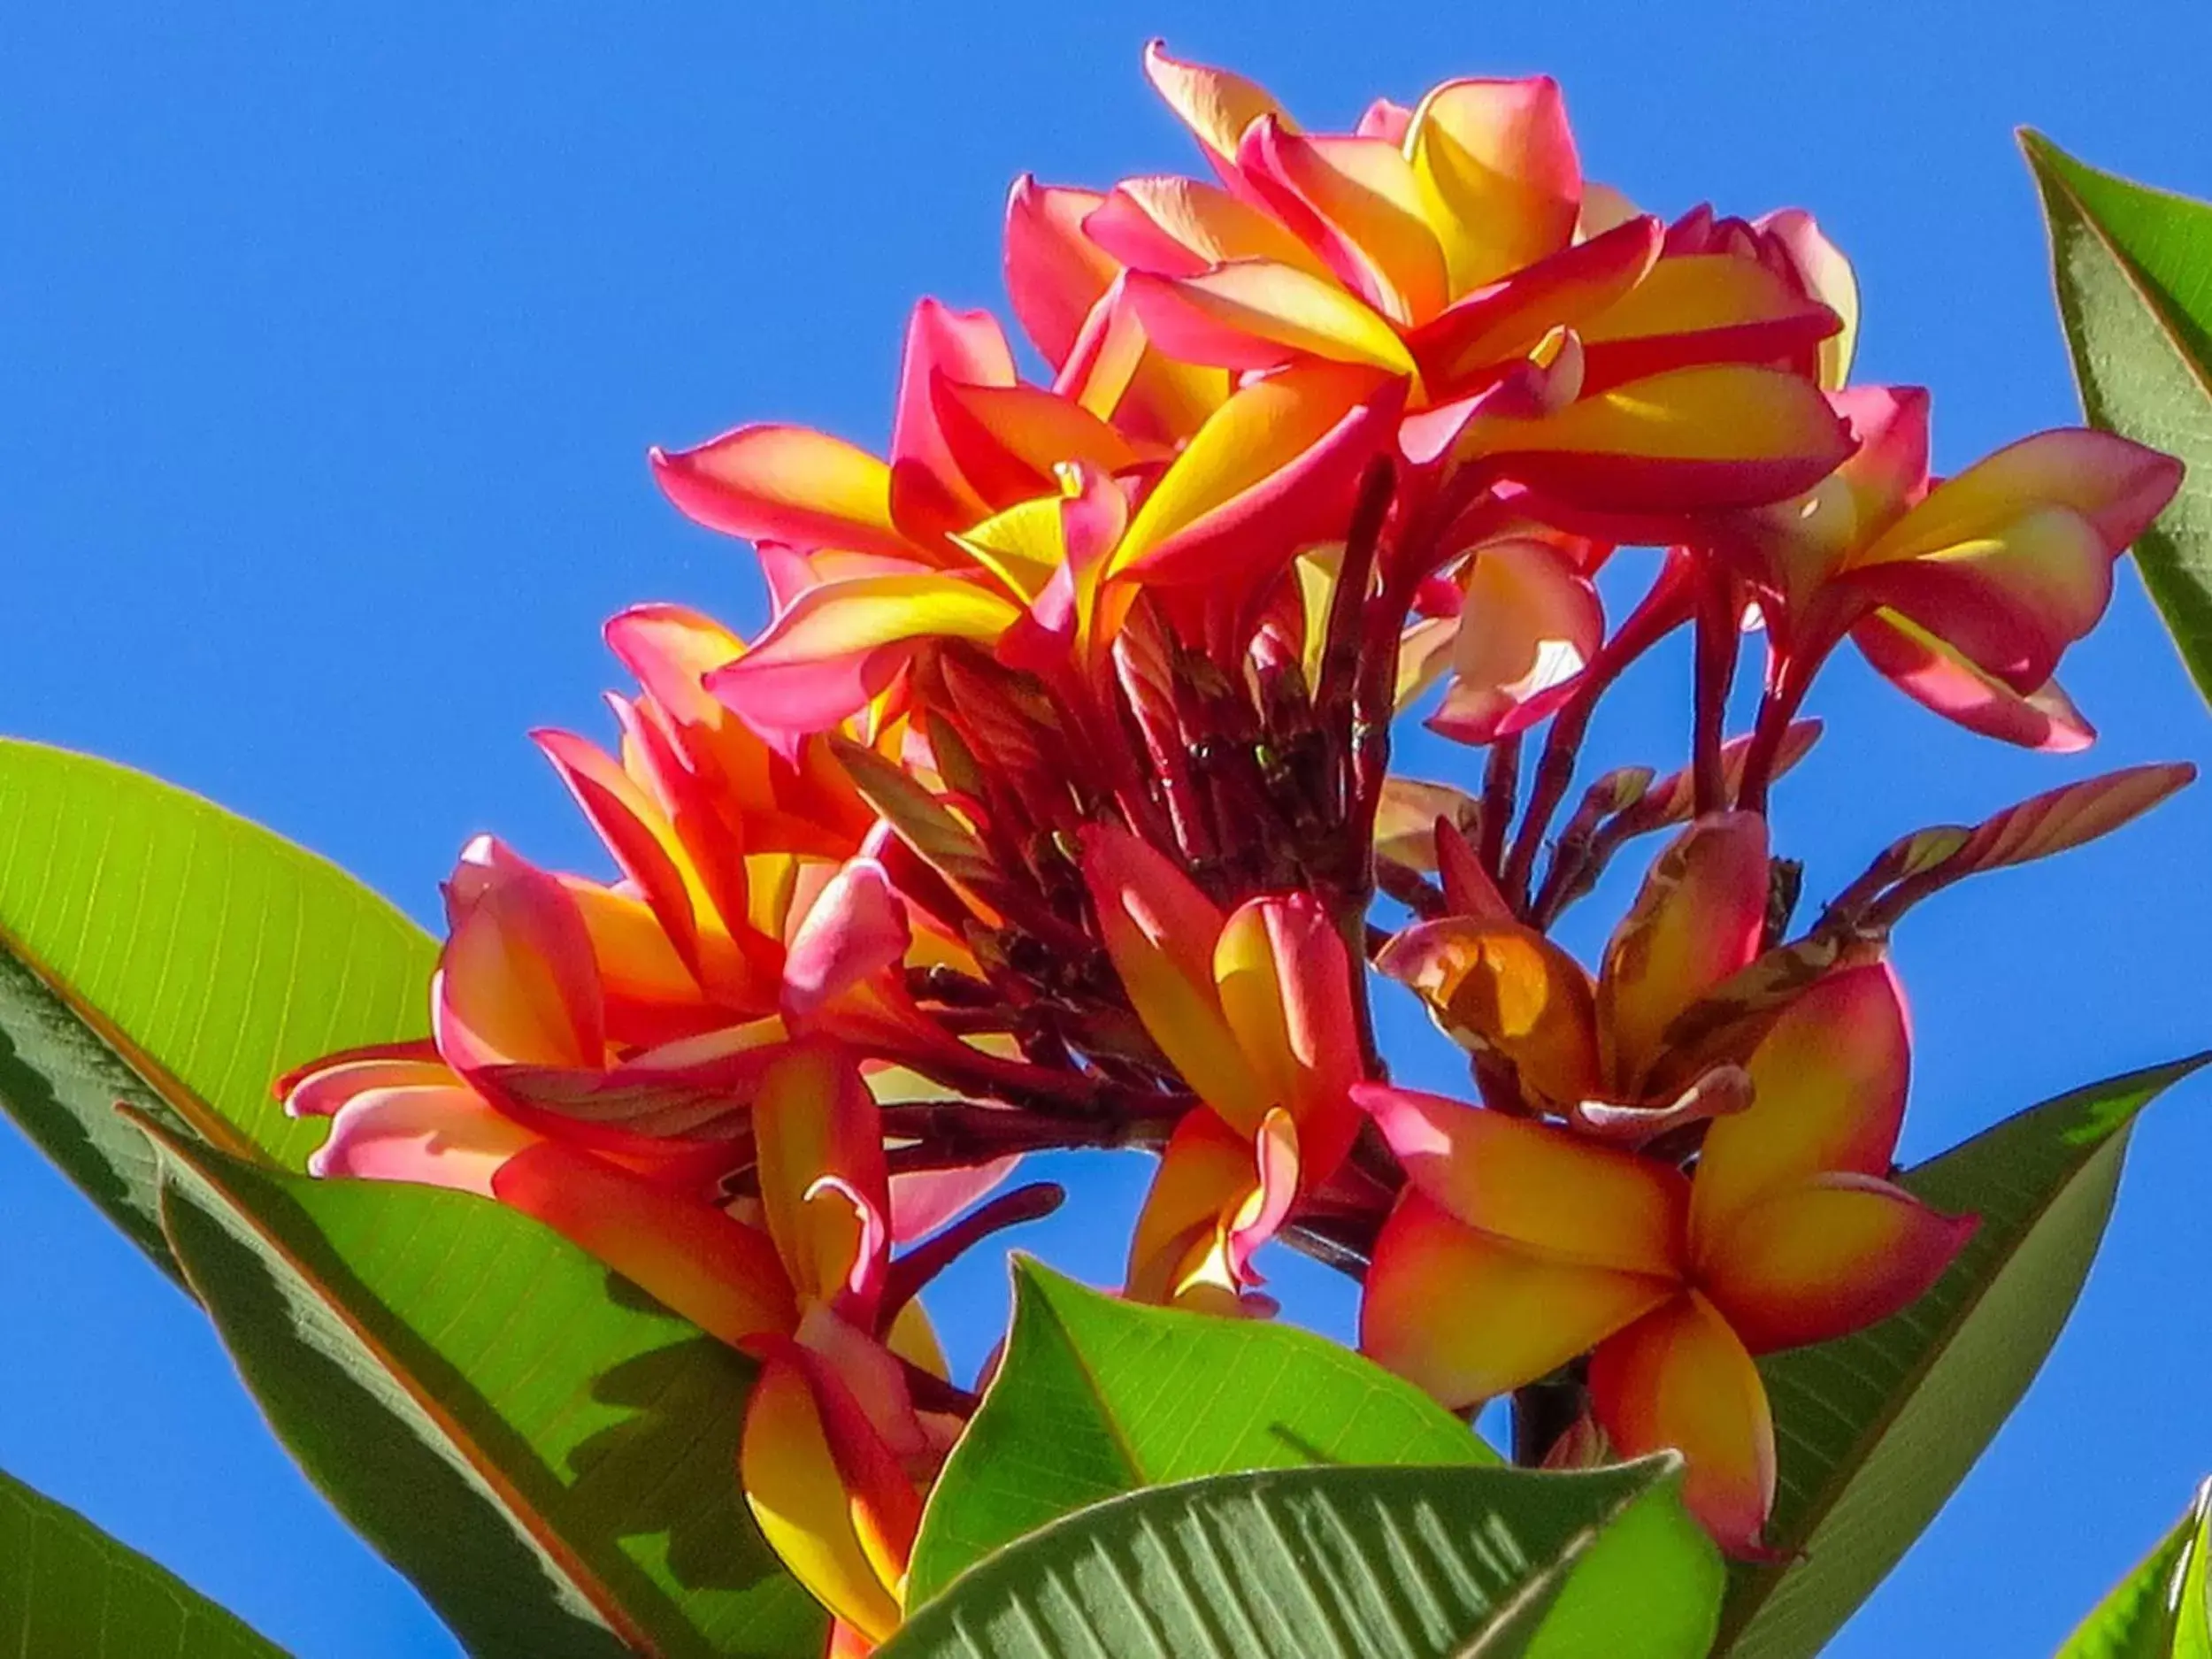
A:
1691,574,1738,816
1500,559,1696,908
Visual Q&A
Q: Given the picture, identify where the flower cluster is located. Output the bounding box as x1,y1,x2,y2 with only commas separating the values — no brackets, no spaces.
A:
285,44,2188,1649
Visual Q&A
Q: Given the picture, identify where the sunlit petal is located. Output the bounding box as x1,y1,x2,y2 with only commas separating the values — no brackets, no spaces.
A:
1361,1191,1671,1408
1126,262,1417,375
1701,1172,1976,1353
1356,1084,1686,1274
1427,538,1603,744
492,1140,795,1344
1690,961,1911,1248
1589,1292,1775,1556
1406,76,1580,297
1852,609,2095,751
310,1081,538,1196
1213,895,1361,1175
741,1349,916,1644
1597,813,1770,1090
1142,40,1291,176
1374,918,1601,1108
1004,177,1122,369
435,839,606,1073
650,426,912,559
1460,364,1856,515
1079,826,1265,1120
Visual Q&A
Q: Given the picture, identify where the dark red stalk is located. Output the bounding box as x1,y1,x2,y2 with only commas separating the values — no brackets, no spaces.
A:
881,1181,1068,1320
1499,560,1697,910
1690,573,1739,816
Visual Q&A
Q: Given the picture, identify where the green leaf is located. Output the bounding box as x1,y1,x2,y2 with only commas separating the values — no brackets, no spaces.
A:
2024,133,2212,707
0,740,435,1279
906,1257,1495,1607
147,1122,824,1659
2057,1478,2212,1659
1715,1054,2209,1658
0,1463,287,1657
881,1455,1720,1659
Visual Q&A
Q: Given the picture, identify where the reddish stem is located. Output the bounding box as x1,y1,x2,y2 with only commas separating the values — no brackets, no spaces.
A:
882,1181,1067,1319
1479,734,1521,876
1499,560,1697,910
1690,574,1738,816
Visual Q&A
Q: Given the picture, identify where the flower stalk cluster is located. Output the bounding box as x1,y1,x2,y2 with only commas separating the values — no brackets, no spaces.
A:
285,43,2190,1648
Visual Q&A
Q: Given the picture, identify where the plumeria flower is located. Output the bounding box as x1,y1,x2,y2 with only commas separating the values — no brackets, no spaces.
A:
504,1040,1017,1653
997,46,1868,769
1357,960,1976,1553
1378,811,1778,1132
653,296,1402,754
1007,42,1858,529
292,859,1049,1650
1079,824,1363,1311
1718,386,2183,757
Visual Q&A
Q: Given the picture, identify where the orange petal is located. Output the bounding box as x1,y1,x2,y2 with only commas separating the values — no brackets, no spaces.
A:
1857,427,2182,567
951,493,1068,605
1700,1172,1976,1353
1408,215,1660,396
534,727,718,982
1373,918,1601,1108
1360,1190,1671,1408
1356,1084,1686,1275
1852,608,2095,751
754,1044,892,1318
703,573,1023,747
492,1140,795,1344
887,298,1018,540
1239,119,1448,326
781,857,912,1026
1689,961,1910,1250
927,377,1140,509
1086,174,1331,278
1406,77,1581,296
1861,507,2117,692
740,1349,916,1644
435,838,605,1073
1106,359,1402,588
649,425,913,559
1125,261,1416,375
1213,895,1362,1178
309,1080,539,1196
1461,364,1856,515
605,603,748,728
605,605,877,859
1125,1108,1298,1312
1053,275,1232,446
1597,812,1769,1090
1756,209,1858,389
1573,252,1842,393
1003,177,1121,369
1079,826,1264,1120
1426,537,1603,744
1589,1292,1775,1555
1142,40,1290,176
558,878,737,1044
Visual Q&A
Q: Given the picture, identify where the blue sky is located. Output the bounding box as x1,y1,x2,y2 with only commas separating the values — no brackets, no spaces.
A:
5,4,2212,1654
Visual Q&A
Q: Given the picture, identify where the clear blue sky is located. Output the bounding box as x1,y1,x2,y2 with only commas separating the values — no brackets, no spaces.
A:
5,4,2212,1654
